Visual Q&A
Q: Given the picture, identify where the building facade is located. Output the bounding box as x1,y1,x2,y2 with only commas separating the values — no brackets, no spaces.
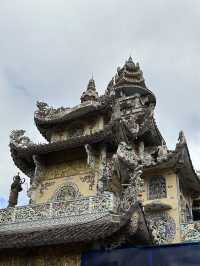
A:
0,57,200,265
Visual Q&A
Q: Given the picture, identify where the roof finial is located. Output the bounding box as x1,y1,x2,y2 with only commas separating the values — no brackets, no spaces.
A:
128,55,133,63
87,77,96,91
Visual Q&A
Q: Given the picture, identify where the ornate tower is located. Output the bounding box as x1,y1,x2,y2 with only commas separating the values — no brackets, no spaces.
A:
0,57,199,264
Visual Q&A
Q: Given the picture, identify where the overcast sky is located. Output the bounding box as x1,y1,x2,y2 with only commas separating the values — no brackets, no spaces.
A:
0,0,200,207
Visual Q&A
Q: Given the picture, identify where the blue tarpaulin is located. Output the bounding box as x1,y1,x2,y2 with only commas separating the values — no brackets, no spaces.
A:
82,243,200,266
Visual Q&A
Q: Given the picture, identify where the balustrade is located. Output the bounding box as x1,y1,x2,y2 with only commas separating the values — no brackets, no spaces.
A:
0,194,114,226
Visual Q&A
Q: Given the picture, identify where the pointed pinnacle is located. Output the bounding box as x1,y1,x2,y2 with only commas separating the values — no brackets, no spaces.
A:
128,56,133,62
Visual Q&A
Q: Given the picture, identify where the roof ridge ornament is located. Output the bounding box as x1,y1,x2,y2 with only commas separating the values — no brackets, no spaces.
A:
10,130,33,148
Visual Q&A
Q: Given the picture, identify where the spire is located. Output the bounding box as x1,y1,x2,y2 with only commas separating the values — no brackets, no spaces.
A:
87,78,96,91
81,77,98,103
106,57,146,92
125,56,136,70
106,56,156,104
128,56,133,62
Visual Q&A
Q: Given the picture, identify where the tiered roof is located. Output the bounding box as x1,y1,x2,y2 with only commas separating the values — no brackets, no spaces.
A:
106,56,156,103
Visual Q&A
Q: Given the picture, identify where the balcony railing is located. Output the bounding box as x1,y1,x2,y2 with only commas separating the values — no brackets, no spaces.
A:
180,222,200,242
0,194,115,227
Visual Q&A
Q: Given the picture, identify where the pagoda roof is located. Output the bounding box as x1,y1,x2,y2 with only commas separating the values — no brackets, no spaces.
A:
144,141,200,193
10,115,164,178
10,127,114,178
34,96,111,141
0,198,152,249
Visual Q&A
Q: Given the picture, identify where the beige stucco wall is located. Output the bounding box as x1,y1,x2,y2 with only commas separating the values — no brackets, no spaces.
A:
141,169,181,243
34,159,100,204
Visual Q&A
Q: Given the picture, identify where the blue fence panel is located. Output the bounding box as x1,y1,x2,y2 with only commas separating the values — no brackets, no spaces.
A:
82,243,200,266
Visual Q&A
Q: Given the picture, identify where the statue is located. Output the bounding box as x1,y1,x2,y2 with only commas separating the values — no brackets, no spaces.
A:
157,140,168,162
8,173,25,207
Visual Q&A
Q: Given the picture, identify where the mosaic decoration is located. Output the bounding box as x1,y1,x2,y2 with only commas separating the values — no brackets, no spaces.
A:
99,157,114,193
147,212,176,244
148,176,167,200
120,169,144,212
0,194,115,227
181,222,200,242
54,183,80,201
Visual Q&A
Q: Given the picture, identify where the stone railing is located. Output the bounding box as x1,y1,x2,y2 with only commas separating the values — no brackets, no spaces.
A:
180,222,200,242
0,194,115,226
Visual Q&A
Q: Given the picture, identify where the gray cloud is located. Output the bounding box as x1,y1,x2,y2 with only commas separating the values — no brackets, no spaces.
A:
0,0,199,204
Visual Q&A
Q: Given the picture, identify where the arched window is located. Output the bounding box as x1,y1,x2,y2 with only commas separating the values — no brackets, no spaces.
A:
148,176,167,200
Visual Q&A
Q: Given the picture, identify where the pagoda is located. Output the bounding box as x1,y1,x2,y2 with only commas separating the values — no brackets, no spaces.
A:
0,57,200,265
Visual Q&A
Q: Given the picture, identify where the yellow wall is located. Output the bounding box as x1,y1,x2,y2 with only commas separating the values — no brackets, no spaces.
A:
141,169,181,243
34,159,100,204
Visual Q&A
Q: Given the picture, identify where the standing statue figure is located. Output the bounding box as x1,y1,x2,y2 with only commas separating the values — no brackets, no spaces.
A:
8,173,25,207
